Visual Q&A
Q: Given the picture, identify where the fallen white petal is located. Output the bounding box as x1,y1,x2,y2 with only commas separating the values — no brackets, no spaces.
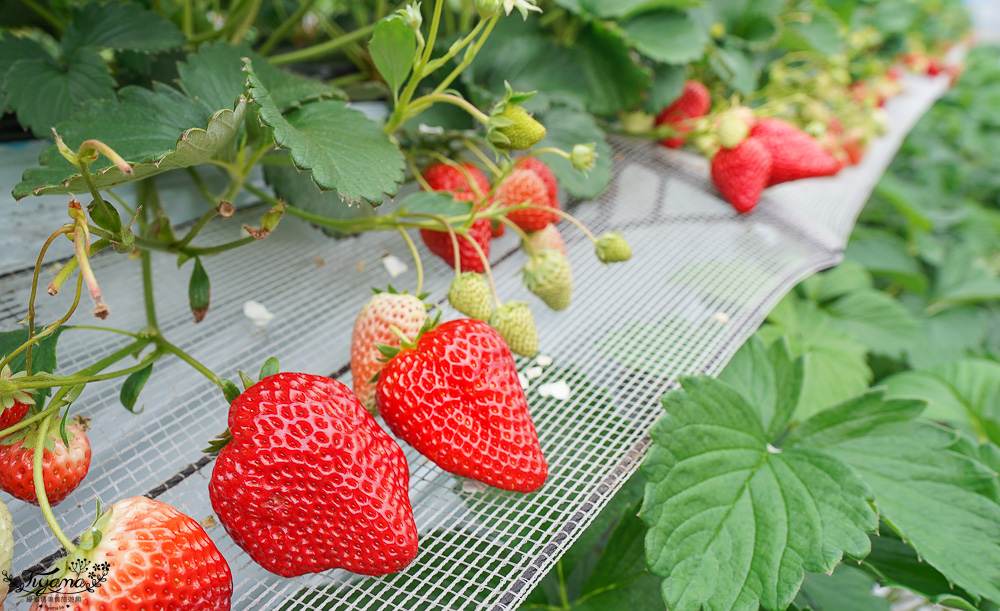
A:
714,311,730,324
461,479,489,494
518,372,529,389
538,381,571,400
243,300,276,327
382,254,408,278
418,123,445,135
525,366,543,380
535,354,553,367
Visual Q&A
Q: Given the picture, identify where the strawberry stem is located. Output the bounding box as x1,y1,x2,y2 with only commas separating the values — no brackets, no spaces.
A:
461,139,503,179
396,227,425,296
24,226,74,375
463,233,503,309
499,217,535,255
33,414,78,555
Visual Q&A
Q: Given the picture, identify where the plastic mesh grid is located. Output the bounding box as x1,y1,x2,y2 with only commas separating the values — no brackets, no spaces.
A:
4,73,950,610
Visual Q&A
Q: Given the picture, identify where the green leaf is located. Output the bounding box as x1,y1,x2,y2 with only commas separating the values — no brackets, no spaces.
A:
0,34,53,113
708,44,756,93
61,0,184,54
798,260,872,303
904,306,986,370
398,191,472,218
760,295,871,418
572,22,650,115
247,59,404,206
793,565,889,611
717,335,804,438
119,363,153,413
845,235,927,294
862,533,979,611
824,289,921,359
534,106,612,198
5,48,115,138
621,10,710,65
263,162,377,237
0,327,65,398
642,376,877,611
577,0,702,19
369,17,416,102
930,246,1000,313
188,258,211,323
881,359,1000,445
178,42,342,113
645,63,687,113
14,84,247,199
817,421,1000,603
778,8,843,55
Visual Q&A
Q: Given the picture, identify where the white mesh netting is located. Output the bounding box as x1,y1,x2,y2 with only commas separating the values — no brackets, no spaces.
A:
4,70,951,610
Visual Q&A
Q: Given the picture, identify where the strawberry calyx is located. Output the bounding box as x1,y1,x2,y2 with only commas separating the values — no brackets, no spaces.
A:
1,417,73,452
0,363,34,413
203,429,233,454
30,499,113,598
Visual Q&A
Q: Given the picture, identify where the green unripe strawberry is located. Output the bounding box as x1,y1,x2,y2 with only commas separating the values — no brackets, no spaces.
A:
448,273,493,320
595,231,632,263
716,111,750,149
522,251,573,311
489,301,539,358
495,106,546,150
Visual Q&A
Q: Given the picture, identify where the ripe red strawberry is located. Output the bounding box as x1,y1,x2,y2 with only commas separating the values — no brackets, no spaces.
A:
423,162,490,202
0,364,33,431
29,496,233,610
516,156,559,208
209,373,417,577
496,168,558,232
491,219,506,237
0,419,90,505
419,218,492,272
376,319,547,493
711,138,773,214
351,291,428,413
656,81,711,149
750,118,840,186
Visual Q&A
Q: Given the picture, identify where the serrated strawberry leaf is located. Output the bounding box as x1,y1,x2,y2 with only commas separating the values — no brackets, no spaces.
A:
881,359,1000,445
178,42,343,112
5,47,115,138
806,418,1000,603
717,336,803,438
61,0,185,54
620,10,710,65
246,59,404,206
13,83,247,199
641,374,878,611
0,34,53,113
759,294,872,419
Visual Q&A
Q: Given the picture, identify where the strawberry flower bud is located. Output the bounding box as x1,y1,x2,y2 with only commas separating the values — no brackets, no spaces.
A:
595,231,632,263
475,0,502,18
396,3,423,30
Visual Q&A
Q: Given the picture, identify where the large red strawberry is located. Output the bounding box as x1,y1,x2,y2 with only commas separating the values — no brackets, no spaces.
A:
711,138,773,215
0,419,90,505
0,364,33,432
750,118,840,186
420,218,492,272
376,319,547,493
209,373,418,577
496,168,558,232
656,81,711,149
516,156,559,208
423,162,490,202
29,496,233,610
351,291,428,414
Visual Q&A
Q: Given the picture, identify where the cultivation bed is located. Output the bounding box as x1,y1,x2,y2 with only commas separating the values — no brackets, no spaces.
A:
4,68,953,610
